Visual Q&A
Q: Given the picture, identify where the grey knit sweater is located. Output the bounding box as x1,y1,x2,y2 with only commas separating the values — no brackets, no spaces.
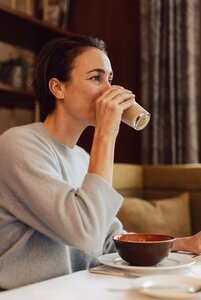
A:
0,123,123,289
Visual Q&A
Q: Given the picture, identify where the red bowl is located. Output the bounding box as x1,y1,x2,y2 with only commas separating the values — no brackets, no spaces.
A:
113,233,175,266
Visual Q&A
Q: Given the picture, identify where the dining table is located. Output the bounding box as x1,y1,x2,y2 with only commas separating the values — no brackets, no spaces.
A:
0,253,201,300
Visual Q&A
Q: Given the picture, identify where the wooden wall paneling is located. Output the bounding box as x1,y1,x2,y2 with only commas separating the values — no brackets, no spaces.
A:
69,0,142,163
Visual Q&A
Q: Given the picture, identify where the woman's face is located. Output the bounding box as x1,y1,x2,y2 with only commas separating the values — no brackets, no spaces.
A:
62,47,113,126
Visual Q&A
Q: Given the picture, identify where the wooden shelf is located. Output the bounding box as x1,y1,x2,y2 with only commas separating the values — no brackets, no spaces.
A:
0,82,35,108
0,3,73,52
0,3,75,109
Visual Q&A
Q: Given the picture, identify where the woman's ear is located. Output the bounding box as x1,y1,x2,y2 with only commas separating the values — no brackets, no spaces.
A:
49,78,64,100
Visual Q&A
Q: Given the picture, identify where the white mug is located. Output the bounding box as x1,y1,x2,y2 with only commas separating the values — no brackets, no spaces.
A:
122,102,151,131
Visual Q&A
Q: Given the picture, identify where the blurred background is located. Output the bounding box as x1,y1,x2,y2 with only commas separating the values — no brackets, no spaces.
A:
0,0,200,164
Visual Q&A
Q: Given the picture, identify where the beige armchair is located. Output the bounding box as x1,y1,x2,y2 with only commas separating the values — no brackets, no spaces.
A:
113,163,201,236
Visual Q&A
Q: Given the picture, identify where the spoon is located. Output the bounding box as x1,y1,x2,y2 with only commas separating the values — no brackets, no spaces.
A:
108,285,201,294
138,285,201,293
187,286,201,293
137,285,201,294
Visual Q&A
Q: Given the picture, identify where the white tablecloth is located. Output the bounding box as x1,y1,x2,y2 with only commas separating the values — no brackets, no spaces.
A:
1,257,201,300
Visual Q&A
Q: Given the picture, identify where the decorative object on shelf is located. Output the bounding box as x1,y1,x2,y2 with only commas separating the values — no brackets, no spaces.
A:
60,0,70,29
0,41,35,91
35,0,70,28
0,56,28,88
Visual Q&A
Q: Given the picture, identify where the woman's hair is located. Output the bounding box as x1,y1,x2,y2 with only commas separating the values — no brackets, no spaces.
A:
33,35,107,121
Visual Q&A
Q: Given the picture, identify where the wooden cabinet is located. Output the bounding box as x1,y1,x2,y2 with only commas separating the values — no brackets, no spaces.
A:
0,3,72,108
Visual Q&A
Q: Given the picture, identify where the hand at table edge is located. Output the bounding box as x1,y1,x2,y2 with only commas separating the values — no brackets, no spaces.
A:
171,231,201,254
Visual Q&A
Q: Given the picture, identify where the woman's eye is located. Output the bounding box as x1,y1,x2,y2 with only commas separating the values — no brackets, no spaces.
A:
89,76,112,84
91,76,100,81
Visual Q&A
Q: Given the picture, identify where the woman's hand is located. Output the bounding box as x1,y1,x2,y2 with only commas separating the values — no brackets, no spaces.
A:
89,85,135,184
172,231,201,254
94,85,135,138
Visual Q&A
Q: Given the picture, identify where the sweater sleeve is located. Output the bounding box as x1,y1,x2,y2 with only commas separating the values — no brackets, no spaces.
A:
103,217,127,254
0,127,123,251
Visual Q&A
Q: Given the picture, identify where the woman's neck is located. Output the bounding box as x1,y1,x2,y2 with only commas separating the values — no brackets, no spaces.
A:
43,112,86,148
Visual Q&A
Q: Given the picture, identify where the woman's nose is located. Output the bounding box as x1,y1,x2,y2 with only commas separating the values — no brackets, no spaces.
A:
101,80,111,93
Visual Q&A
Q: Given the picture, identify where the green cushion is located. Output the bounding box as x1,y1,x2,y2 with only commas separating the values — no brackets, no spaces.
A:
117,193,191,237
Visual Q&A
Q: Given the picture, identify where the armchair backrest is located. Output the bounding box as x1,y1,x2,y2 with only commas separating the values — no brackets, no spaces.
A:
113,163,201,234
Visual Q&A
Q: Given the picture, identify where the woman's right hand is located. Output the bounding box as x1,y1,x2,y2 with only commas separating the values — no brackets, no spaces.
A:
94,85,135,138
88,85,135,184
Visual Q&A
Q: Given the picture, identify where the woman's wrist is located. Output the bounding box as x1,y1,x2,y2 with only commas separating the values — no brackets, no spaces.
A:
171,231,201,254
171,236,191,252
88,130,116,184
94,125,119,141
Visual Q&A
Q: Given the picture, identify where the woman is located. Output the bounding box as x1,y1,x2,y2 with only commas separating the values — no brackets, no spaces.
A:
0,35,200,289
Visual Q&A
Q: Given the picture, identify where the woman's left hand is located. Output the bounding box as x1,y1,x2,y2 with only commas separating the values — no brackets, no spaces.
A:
172,231,201,254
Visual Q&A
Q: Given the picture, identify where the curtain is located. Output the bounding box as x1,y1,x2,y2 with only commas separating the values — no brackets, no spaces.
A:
140,0,201,164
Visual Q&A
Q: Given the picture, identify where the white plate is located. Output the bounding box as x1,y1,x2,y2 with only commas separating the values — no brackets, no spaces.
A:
98,252,195,275
131,275,201,299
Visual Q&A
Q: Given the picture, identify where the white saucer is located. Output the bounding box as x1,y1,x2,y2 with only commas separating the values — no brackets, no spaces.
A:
131,275,201,299
98,252,195,275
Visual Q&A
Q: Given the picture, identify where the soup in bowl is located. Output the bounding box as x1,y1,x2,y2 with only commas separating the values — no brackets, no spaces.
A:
113,233,175,266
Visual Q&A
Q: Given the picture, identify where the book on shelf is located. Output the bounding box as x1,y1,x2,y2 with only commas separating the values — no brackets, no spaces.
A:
0,0,36,16
0,0,70,23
